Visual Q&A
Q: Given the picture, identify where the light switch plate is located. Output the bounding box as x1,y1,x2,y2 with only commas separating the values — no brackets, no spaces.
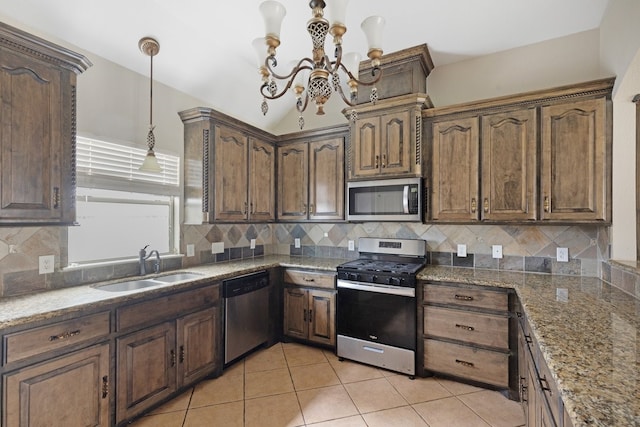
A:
492,245,503,259
348,240,355,251
39,255,55,274
211,242,224,254
186,244,195,257
557,247,569,262
250,239,256,249
294,238,301,248
457,244,467,257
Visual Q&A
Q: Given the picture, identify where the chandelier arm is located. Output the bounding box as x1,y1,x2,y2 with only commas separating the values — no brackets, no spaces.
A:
337,62,383,87
296,91,310,113
260,79,294,100
333,80,357,107
266,56,314,81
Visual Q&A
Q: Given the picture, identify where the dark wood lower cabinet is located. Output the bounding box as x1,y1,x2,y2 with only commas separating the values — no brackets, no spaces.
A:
116,307,218,424
3,343,110,427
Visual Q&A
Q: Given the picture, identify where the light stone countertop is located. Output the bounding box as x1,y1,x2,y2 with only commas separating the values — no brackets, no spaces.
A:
0,257,637,426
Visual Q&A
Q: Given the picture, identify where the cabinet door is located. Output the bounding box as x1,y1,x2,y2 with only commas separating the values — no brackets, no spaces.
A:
380,111,412,176
0,49,67,223
249,138,275,221
309,138,344,221
482,108,537,221
541,98,608,221
116,322,176,423
277,142,309,221
3,343,110,427
352,116,380,178
283,287,308,340
214,125,249,221
308,289,336,346
431,117,480,221
177,308,218,387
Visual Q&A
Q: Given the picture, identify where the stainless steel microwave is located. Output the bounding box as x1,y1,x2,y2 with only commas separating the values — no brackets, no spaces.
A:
347,178,423,222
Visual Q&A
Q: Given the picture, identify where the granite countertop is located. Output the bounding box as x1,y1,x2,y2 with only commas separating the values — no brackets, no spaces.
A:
0,257,637,426
418,266,640,427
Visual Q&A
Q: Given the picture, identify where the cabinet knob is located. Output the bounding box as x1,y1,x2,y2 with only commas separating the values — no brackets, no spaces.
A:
302,203,307,215
381,154,386,168
53,187,60,209
309,203,314,215
375,155,379,169
243,201,248,215
544,196,550,212
471,198,477,213
483,198,489,213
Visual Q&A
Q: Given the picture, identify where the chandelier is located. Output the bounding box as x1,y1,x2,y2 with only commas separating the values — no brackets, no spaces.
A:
256,0,385,129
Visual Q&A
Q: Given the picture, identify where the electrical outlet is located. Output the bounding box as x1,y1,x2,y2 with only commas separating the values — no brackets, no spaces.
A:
250,239,256,249
348,240,355,251
39,255,55,274
557,247,569,262
186,244,195,257
294,238,301,248
492,245,503,259
457,244,467,257
211,242,224,254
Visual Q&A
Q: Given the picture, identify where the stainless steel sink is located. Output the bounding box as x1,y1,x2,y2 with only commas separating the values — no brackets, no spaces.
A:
94,272,203,292
153,272,203,283
94,279,164,292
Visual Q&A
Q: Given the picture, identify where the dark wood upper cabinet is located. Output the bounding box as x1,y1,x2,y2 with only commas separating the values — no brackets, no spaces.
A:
425,78,613,224
0,22,91,225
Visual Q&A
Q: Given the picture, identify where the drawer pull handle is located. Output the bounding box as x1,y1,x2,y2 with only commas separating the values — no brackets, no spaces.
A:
454,294,474,301
539,376,552,394
101,376,109,399
455,323,475,331
303,309,307,322
524,334,533,344
455,359,475,368
309,309,313,323
303,277,315,282
179,345,185,364
49,329,81,341
471,198,477,213
170,350,176,367
520,378,528,402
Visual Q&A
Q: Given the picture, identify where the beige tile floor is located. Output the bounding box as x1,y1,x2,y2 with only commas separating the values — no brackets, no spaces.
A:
130,342,525,427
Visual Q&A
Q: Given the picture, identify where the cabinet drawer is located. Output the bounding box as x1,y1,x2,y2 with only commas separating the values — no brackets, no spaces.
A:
424,306,508,349
117,284,219,331
424,338,509,388
4,311,110,365
284,270,335,289
424,283,508,312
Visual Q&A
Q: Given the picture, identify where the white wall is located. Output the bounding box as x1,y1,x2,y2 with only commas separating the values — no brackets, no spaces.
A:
600,0,640,260
427,29,606,107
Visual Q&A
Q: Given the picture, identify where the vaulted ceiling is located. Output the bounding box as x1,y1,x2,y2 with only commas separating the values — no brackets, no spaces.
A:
0,0,610,132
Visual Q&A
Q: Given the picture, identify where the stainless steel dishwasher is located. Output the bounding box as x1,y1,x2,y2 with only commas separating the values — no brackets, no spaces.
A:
223,270,270,365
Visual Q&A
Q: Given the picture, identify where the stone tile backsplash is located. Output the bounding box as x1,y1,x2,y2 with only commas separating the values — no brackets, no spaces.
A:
0,221,632,299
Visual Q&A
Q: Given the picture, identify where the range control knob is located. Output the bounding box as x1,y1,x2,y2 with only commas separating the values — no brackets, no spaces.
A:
347,272,360,281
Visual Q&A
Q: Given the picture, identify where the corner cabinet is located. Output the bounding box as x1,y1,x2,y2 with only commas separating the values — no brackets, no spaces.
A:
425,78,613,224
179,108,276,223
0,22,91,225
277,127,347,222
345,94,431,180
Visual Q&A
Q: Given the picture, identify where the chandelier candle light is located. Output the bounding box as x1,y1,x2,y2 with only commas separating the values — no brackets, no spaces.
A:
256,0,385,129
138,36,163,173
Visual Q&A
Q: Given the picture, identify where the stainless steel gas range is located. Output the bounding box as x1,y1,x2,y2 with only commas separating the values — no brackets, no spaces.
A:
336,237,427,377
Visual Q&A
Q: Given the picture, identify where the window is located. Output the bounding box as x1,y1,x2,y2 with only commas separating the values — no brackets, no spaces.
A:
68,137,180,264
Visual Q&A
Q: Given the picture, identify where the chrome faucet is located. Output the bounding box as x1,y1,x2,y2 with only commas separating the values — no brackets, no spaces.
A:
139,245,161,275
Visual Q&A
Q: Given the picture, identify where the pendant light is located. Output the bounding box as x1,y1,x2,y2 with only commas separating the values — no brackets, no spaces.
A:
138,36,162,172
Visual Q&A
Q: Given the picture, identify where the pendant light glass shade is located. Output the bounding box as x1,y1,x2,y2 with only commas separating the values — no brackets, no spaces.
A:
327,0,349,27
260,1,286,39
361,16,385,51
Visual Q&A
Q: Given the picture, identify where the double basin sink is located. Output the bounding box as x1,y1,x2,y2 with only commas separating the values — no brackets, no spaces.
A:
94,272,204,292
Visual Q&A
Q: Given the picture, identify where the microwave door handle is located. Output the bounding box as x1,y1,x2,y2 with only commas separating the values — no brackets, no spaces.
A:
403,185,410,213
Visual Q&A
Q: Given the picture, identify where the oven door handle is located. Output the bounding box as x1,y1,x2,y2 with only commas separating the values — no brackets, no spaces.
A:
337,280,415,297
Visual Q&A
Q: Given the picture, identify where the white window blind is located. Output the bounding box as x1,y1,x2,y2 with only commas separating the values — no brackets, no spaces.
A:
76,136,180,195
